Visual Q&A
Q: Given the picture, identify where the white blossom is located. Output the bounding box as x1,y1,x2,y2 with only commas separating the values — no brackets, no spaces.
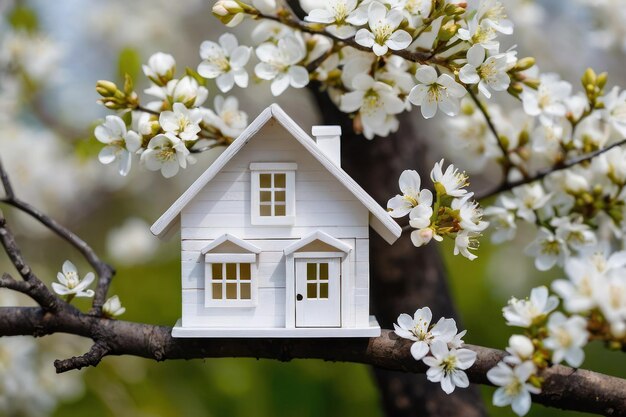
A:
103,295,126,318
457,16,499,51
339,74,405,139
510,183,551,223
552,255,602,313
504,335,535,365
422,340,476,394
387,170,433,218
484,195,518,243
503,286,559,327
430,159,469,197
201,95,249,139
475,0,514,35
543,312,589,367
452,192,489,233
159,102,202,142
94,115,141,176
145,76,209,107
409,66,467,119
393,307,458,360
459,45,510,98
487,361,540,416
140,133,192,178
305,0,360,39
255,35,309,96
521,73,572,125
142,52,176,85
602,86,626,136
51,261,95,299
389,0,432,28
552,217,597,251
354,1,412,56
198,33,251,92
525,227,569,271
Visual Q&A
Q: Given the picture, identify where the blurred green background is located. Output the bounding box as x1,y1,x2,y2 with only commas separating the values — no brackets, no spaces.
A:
0,0,625,416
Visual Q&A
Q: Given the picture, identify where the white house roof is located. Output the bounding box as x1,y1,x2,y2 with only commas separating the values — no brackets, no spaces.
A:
150,104,402,244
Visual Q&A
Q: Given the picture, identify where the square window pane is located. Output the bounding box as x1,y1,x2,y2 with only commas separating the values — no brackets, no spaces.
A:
307,283,317,299
319,283,328,299
274,204,286,216
260,204,271,216
307,263,316,280
212,283,222,299
274,173,286,188
226,263,237,279
226,283,238,299
260,174,271,188
212,263,222,280
275,190,286,202
240,263,251,280
240,283,251,299
319,263,328,280
260,191,272,202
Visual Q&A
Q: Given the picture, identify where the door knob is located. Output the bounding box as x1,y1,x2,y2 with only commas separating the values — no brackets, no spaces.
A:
296,294,303,301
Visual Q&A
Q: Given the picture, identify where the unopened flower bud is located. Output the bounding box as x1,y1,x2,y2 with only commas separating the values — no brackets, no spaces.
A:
508,335,534,359
513,57,535,72
95,80,119,97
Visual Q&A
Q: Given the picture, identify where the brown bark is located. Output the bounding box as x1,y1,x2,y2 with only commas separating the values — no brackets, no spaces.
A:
308,90,487,417
1,307,624,416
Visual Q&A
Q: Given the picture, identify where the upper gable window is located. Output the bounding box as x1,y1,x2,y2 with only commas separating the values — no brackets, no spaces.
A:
250,162,296,225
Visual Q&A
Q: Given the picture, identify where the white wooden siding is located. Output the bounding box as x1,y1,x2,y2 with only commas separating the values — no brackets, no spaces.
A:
182,288,285,327
178,121,372,329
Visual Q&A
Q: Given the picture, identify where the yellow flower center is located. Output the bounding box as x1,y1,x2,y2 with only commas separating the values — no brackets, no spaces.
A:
441,356,458,373
374,23,393,45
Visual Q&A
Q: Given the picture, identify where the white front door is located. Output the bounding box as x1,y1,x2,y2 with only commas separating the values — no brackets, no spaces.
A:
295,258,341,327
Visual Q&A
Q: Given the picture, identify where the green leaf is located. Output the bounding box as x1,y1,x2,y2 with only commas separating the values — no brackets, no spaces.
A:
8,5,39,32
117,47,141,83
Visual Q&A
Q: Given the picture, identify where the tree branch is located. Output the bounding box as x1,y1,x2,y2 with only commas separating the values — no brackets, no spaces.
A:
466,89,512,177
256,12,449,67
54,341,110,373
0,159,115,314
0,306,623,415
478,138,626,200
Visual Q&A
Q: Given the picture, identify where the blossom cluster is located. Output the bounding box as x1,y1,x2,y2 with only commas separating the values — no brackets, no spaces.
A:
388,161,488,260
95,46,249,177
394,307,476,394
489,278,626,416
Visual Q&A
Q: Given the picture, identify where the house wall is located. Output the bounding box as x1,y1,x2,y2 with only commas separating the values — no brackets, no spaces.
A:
180,120,371,328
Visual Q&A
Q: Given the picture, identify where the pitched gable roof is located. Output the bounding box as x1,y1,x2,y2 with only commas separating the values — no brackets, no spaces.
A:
150,104,402,244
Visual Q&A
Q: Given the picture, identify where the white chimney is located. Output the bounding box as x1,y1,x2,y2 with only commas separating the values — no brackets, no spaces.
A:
311,125,341,166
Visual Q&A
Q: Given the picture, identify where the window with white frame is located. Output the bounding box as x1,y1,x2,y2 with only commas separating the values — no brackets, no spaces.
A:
204,253,257,307
209,263,252,300
250,163,296,225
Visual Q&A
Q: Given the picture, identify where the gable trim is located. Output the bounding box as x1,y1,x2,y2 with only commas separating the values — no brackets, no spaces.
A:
283,231,352,255
200,233,262,255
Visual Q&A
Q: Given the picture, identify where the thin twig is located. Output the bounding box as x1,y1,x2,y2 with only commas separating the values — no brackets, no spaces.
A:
54,342,110,373
0,272,30,293
136,106,160,116
0,159,14,199
466,89,512,176
0,216,60,311
256,13,447,67
478,138,626,200
0,160,115,314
